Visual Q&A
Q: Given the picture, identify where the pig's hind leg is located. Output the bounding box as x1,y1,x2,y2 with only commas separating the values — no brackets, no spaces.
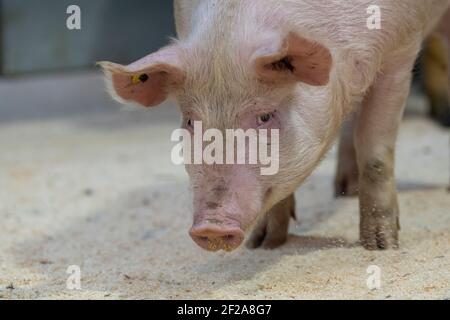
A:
355,52,418,250
423,33,450,127
335,113,359,197
246,194,295,249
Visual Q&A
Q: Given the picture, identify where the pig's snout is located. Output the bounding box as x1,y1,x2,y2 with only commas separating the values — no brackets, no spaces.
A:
189,222,245,252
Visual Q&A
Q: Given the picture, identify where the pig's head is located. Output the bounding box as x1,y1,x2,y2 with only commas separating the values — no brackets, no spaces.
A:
100,23,344,252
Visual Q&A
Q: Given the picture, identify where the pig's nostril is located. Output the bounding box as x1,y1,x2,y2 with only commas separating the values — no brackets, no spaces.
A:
189,225,244,252
222,234,234,241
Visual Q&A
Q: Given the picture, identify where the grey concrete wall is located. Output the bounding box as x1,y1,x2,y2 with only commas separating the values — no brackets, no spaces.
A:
0,0,175,75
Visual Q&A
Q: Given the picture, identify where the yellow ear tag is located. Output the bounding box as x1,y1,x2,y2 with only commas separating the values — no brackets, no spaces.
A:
131,75,141,84
131,74,149,85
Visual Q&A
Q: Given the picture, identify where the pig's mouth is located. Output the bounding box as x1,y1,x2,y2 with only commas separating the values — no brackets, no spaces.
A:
189,221,246,252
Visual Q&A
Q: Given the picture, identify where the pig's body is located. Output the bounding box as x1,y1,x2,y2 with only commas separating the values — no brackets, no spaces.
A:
101,0,450,252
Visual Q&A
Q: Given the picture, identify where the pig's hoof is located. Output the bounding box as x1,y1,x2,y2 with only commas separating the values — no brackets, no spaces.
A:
261,236,288,249
360,216,399,250
246,228,288,250
247,195,295,250
334,171,359,197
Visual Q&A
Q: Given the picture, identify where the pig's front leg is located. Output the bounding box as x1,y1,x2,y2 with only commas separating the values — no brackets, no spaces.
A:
335,112,359,197
247,194,295,249
355,54,417,250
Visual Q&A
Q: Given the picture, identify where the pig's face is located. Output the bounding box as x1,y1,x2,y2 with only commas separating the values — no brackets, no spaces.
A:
100,32,336,252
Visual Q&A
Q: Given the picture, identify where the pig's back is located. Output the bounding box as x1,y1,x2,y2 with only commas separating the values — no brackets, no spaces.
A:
279,0,450,50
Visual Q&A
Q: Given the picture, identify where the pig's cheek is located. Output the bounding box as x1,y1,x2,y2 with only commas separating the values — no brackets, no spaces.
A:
184,163,193,173
184,164,192,176
185,164,201,179
258,142,289,202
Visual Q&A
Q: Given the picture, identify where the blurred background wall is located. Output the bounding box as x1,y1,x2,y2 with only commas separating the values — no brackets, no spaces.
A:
0,0,176,75
0,0,178,122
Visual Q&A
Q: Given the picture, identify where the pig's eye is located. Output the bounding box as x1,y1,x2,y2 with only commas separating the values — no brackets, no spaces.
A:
257,113,274,126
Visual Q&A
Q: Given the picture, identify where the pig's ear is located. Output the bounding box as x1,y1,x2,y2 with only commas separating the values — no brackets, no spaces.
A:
98,45,184,107
254,33,332,86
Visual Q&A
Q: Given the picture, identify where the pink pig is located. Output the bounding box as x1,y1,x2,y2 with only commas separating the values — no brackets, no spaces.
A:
100,0,450,252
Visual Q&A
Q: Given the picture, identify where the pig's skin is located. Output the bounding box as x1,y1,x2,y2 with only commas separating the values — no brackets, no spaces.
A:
101,0,450,251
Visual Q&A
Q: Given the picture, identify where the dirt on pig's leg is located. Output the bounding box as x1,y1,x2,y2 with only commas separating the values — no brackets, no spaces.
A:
355,52,418,250
247,194,295,249
335,112,359,197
